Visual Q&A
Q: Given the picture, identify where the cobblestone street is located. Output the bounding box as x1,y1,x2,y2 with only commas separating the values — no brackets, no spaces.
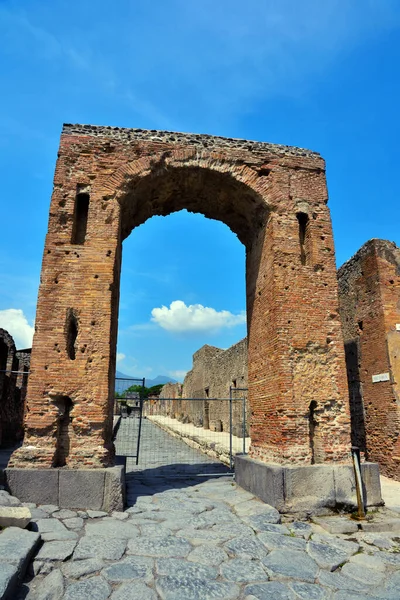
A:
1,420,399,599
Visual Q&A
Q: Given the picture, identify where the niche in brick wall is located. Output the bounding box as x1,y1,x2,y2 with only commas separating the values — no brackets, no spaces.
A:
297,212,311,266
52,395,73,467
66,309,78,360
309,400,318,464
71,189,90,245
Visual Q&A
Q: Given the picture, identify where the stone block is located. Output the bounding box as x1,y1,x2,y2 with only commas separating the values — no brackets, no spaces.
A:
311,515,359,535
0,527,40,571
333,464,357,507
284,465,336,512
333,462,382,509
5,468,59,505
59,470,105,510
0,506,31,529
235,455,285,511
103,465,125,512
0,563,18,600
235,457,382,514
361,462,383,506
0,491,22,507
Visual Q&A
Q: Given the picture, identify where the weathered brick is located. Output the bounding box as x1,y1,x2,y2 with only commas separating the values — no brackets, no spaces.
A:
338,239,400,480
9,125,351,468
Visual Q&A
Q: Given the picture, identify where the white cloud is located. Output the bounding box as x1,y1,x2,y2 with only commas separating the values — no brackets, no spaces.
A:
0,309,34,349
116,353,126,363
168,369,188,382
151,300,246,334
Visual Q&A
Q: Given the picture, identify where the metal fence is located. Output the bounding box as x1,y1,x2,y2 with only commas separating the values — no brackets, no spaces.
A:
113,387,249,477
114,377,145,464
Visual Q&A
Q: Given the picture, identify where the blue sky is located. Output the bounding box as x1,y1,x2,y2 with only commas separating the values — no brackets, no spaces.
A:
0,0,399,380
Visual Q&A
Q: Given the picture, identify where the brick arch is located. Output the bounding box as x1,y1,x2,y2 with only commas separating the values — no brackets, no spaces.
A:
10,125,351,470
105,147,265,195
104,148,270,245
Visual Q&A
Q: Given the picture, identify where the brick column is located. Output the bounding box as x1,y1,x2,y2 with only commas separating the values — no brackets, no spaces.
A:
10,165,122,468
247,167,351,464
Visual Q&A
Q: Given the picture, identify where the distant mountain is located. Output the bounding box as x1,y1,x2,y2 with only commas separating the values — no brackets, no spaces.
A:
115,371,178,387
146,375,178,387
116,370,141,381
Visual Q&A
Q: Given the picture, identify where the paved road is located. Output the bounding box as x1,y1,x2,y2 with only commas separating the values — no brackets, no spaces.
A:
115,416,231,478
12,478,400,600
5,421,400,599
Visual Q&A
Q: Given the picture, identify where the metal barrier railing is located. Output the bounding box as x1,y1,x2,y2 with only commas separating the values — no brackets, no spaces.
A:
113,392,249,476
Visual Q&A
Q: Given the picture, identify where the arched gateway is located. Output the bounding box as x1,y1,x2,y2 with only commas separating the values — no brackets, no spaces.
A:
9,125,380,512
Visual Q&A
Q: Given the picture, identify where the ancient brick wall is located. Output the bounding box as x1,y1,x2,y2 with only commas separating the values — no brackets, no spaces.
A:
180,339,248,435
0,331,30,446
338,239,400,479
10,124,351,469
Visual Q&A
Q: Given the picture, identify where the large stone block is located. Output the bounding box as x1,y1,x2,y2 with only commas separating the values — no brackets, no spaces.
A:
59,470,105,510
234,455,285,510
103,466,125,512
361,462,382,506
0,506,31,529
5,466,126,511
333,464,357,506
5,468,59,505
235,456,382,514
284,465,336,512
333,462,382,508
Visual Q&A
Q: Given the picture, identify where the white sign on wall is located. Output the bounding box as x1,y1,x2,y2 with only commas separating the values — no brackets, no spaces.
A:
396,324,400,331
372,373,390,383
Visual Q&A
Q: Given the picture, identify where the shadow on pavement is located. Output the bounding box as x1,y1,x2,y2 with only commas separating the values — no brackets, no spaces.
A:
125,461,232,506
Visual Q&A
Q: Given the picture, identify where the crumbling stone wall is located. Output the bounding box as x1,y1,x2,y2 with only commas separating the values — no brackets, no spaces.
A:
10,124,351,469
144,382,184,421
0,330,30,446
159,382,182,399
181,339,248,435
338,239,400,480
153,341,248,435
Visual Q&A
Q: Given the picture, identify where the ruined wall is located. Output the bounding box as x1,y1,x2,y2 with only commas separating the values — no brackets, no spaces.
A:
181,339,248,435
159,382,182,399
0,330,30,446
152,341,248,436
338,239,400,479
146,382,185,422
10,124,351,469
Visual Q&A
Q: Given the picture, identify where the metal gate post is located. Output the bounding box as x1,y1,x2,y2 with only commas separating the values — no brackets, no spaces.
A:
229,387,233,471
242,396,246,455
135,377,146,465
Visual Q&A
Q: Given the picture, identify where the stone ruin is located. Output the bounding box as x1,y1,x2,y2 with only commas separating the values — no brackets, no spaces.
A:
163,238,400,482
4,124,385,511
153,339,248,437
0,328,30,447
338,239,400,480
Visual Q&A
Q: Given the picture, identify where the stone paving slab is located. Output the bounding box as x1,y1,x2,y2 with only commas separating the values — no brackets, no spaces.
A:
34,568,64,600
0,563,18,600
5,419,400,600
127,534,193,558
63,576,111,600
102,556,154,583
155,576,240,600
85,517,139,538
61,558,105,579
0,526,40,570
262,548,320,582
110,581,158,600
73,535,127,560
0,527,40,600
36,540,77,562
